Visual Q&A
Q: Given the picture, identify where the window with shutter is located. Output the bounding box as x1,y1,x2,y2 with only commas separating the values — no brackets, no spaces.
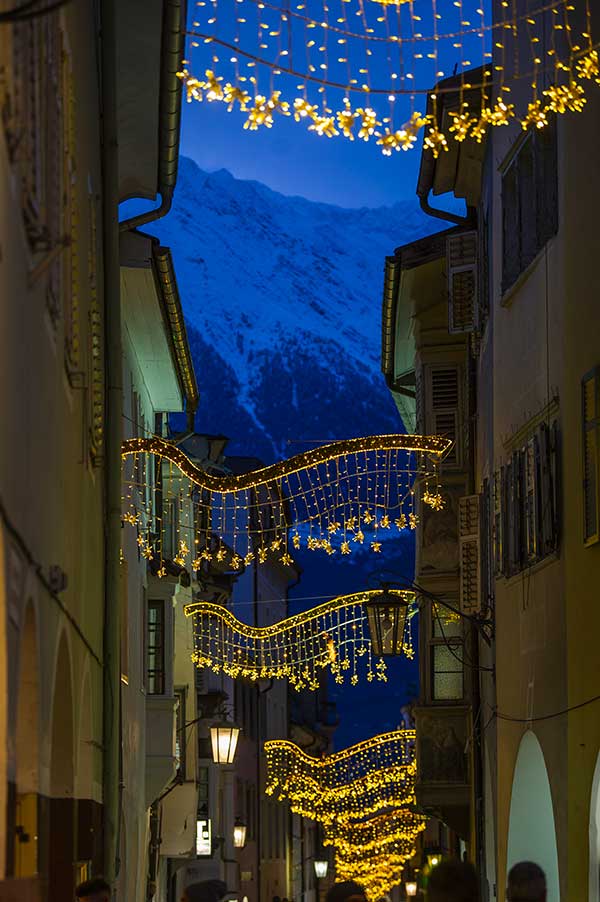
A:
501,119,558,294
508,451,524,575
582,368,600,545
426,365,461,468
459,494,481,615
481,478,494,607
447,231,478,334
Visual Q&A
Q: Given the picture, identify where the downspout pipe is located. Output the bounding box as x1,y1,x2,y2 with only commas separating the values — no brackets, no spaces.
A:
418,191,473,226
100,0,122,886
119,0,186,232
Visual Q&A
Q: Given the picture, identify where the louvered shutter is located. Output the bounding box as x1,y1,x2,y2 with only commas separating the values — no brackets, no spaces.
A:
481,478,494,607
427,365,461,467
510,450,524,574
493,469,505,576
582,368,600,545
524,436,539,561
538,421,557,554
459,495,481,615
447,231,479,334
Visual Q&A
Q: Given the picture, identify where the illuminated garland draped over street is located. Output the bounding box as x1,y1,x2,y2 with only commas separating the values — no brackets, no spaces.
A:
121,433,448,575
178,0,600,155
184,590,416,690
265,732,426,898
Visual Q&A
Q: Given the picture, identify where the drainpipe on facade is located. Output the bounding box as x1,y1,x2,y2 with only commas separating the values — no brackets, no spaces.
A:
100,0,123,886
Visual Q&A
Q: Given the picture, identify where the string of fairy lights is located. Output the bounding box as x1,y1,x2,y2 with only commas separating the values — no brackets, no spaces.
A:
121,433,448,577
120,435,451,897
183,590,416,690
265,733,427,897
177,0,599,155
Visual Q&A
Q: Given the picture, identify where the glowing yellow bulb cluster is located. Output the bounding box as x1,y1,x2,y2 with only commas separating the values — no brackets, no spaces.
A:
185,591,415,691
265,732,426,899
181,0,598,158
121,433,447,577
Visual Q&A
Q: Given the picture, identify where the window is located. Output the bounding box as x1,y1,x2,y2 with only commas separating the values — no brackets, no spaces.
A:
197,766,209,817
494,422,560,573
583,368,600,545
430,610,463,701
423,364,463,468
502,120,558,293
147,600,165,695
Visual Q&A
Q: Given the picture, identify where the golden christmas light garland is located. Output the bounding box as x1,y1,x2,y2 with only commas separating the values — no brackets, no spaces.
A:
121,434,448,576
265,730,416,818
265,731,425,898
184,590,415,690
180,0,600,157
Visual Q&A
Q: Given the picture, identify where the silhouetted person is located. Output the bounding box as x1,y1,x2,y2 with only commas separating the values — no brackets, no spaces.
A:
326,881,367,902
182,879,227,902
75,877,111,902
427,860,479,902
506,862,546,901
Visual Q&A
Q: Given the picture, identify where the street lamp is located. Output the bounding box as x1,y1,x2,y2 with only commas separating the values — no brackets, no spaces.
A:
405,881,417,897
210,717,241,764
233,819,247,849
314,858,329,879
364,585,413,656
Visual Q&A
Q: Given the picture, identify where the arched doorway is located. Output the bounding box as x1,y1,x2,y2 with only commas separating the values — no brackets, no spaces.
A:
48,632,75,900
589,753,600,902
14,603,40,877
507,731,560,901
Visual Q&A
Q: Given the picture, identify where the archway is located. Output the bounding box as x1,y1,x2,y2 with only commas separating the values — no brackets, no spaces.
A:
14,603,40,877
506,731,560,901
48,632,75,900
589,752,600,902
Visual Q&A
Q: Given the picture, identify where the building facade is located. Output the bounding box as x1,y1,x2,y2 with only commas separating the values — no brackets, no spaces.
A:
381,41,600,902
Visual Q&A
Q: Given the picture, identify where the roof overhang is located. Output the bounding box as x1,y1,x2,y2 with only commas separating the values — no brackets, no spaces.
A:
417,67,487,210
120,231,188,413
117,0,186,203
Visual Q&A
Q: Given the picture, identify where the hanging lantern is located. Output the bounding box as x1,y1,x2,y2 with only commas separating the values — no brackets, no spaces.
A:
364,586,413,657
233,819,247,848
314,858,329,879
210,718,240,764
405,881,418,897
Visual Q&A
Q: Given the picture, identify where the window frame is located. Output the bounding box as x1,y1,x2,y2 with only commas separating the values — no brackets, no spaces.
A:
147,599,166,695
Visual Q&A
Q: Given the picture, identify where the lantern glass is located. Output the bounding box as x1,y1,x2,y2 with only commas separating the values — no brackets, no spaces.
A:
405,881,418,897
210,720,240,764
365,589,411,657
314,859,328,879
233,820,247,848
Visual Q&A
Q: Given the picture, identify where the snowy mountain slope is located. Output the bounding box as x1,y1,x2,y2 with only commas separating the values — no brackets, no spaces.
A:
150,156,440,461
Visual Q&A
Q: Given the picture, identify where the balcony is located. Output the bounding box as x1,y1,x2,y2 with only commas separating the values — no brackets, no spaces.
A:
145,694,178,807
414,705,472,839
160,781,199,856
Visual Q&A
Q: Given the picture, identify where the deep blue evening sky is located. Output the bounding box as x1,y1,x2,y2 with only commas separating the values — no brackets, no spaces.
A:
180,101,422,207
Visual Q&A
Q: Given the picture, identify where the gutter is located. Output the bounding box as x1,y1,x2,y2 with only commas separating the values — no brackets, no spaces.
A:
119,0,187,232
100,0,123,885
381,255,399,383
152,243,200,429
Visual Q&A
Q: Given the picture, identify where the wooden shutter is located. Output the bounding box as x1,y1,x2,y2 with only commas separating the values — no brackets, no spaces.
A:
481,478,494,607
493,469,505,576
538,421,557,554
426,365,461,467
583,368,600,545
447,231,479,334
535,119,559,249
502,160,520,293
524,436,539,562
459,495,481,615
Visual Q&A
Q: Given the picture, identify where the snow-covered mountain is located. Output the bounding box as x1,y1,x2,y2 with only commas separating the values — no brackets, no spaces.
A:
150,156,440,462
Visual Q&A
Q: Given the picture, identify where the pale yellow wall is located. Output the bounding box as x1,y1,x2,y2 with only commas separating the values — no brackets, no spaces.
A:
487,83,600,901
